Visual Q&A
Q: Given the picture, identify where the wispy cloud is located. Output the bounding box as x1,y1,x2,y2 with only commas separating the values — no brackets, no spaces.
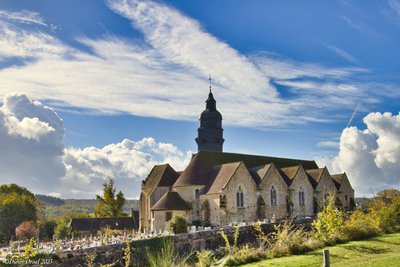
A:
0,9,47,26
321,42,359,64
0,0,391,129
389,0,400,17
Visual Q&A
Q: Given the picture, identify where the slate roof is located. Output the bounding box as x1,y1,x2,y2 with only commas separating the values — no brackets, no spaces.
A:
306,168,325,189
279,165,301,186
142,164,179,194
207,162,242,194
249,164,272,185
69,212,139,232
173,151,318,187
331,173,345,190
151,191,192,211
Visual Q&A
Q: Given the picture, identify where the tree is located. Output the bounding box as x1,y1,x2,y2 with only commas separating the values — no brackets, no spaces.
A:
169,215,187,234
94,179,126,217
0,184,38,242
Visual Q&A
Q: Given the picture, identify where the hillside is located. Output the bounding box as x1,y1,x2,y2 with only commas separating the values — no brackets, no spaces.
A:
36,194,139,217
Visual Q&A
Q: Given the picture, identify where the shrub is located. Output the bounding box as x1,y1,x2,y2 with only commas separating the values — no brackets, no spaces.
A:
312,193,344,242
341,208,381,240
169,216,188,234
196,250,214,267
266,219,309,258
224,245,266,266
146,238,190,267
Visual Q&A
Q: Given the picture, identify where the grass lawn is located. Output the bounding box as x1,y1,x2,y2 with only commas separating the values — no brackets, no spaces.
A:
242,233,400,267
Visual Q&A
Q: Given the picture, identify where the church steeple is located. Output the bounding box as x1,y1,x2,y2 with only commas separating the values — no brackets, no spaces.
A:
195,76,224,152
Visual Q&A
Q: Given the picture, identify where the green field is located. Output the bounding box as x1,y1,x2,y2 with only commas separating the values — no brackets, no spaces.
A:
243,233,400,267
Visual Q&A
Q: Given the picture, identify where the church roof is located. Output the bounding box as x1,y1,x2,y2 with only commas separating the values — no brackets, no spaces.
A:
173,151,318,187
331,173,345,190
306,168,325,189
249,163,272,184
279,165,301,186
151,191,192,211
142,164,179,194
207,162,242,194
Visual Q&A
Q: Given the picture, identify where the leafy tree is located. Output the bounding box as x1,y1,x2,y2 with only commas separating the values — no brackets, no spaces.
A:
94,179,126,217
0,184,38,242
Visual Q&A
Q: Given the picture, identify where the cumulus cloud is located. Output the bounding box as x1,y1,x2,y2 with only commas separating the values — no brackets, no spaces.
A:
0,93,66,192
0,94,191,198
0,0,393,129
317,112,400,196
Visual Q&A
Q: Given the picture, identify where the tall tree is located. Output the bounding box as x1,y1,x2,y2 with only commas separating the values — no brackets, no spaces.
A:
0,184,38,242
95,179,126,217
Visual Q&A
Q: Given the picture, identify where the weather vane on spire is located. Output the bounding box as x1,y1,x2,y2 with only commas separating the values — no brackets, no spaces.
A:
208,74,212,93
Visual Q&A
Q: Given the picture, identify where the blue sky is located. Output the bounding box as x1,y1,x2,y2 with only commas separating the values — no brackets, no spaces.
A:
0,0,399,198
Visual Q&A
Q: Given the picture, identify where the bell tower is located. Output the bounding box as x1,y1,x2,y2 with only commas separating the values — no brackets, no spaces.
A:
195,76,224,152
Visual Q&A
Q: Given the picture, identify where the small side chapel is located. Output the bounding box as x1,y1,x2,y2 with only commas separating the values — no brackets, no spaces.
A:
139,86,355,232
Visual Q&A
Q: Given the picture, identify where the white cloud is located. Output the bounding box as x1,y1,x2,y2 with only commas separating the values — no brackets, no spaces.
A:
0,93,190,198
0,0,392,130
317,112,400,196
62,138,191,198
0,10,47,26
317,141,339,148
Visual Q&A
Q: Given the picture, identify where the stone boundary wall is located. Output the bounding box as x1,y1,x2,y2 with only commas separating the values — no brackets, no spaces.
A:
48,219,312,267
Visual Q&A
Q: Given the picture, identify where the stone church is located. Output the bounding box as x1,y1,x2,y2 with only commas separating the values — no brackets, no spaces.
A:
139,89,355,232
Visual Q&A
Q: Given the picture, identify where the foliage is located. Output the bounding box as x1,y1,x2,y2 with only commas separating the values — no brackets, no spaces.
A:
146,237,190,267
0,184,38,242
312,192,344,241
368,190,400,233
266,220,309,258
340,208,381,241
224,245,266,266
168,215,188,234
123,242,132,267
36,194,65,206
4,238,56,264
39,219,57,240
95,179,126,218
219,226,240,254
196,250,214,267
54,220,71,239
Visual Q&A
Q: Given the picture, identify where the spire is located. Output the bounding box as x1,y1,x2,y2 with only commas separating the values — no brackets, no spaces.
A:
206,74,216,110
209,74,212,93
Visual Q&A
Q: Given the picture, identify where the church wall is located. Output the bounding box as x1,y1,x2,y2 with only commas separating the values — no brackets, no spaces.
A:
201,194,220,226
314,171,338,208
289,168,314,217
259,166,289,220
219,164,258,225
173,185,205,222
151,210,187,232
338,176,355,210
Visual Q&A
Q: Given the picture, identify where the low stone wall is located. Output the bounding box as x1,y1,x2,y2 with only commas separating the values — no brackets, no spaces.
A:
49,219,312,266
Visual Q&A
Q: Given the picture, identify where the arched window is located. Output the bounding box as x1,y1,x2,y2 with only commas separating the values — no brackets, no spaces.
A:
299,187,305,206
195,188,200,200
270,186,277,206
236,186,244,208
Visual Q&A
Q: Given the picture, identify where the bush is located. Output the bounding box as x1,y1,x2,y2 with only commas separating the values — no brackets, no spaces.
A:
146,238,190,267
312,193,344,242
341,208,381,241
266,219,309,258
196,250,214,267
224,245,266,266
169,216,188,234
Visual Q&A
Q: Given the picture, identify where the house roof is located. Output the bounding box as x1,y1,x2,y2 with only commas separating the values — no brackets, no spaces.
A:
68,213,139,232
306,168,325,189
151,191,192,211
207,162,242,194
331,173,345,190
173,151,318,187
142,164,179,193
